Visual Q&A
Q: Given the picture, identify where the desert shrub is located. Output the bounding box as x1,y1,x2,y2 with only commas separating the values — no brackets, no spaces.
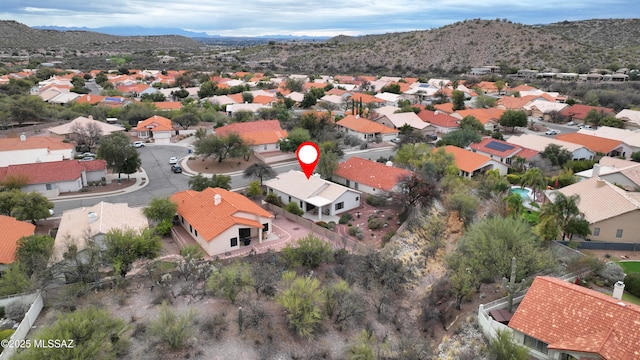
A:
0,329,14,341
5,302,29,322
506,174,520,184
624,272,640,298
154,218,173,236
281,235,333,269
365,194,386,206
367,218,384,230
264,193,283,207
382,230,396,244
339,213,353,224
285,202,304,216
150,302,197,350
199,313,227,340
327,221,337,230
315,221,331,229
348,226,364,240
598,262,626,284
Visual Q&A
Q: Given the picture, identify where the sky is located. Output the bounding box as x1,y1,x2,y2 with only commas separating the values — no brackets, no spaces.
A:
1,0,638,37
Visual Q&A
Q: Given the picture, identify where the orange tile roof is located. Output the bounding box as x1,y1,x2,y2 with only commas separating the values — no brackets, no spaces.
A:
0,160,106,185
335,157,413,192
454,108,505,125
555,133,622,154
75,94,106,104
334,75,356,84
356,75,377,83
509,276,640,359
508,84,537,93
348,93,385,103
434,103,454,114
326,88,347,96
470,137,523,157
417,110,460,128
441,145,492,173
497,95,536,109
336,115,399,135
0,215,35,265
515,148,539,160
228,93,244,103
403,77,418,84
116,83,151,94
135,115,173,132
170,187,272,241
252,95,276,105
559,104,616,120
0,136,74,151
304,82,326,90
153,101,182,110
476,81,498,93
215,120,287,145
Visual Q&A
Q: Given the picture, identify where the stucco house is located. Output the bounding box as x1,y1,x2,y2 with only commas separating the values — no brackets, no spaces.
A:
373,112,436,135
416,110,460,134
451,108,505,132
265,170,361,221
0,134,75,167
578,126,640,153
336,114,399,142
214,120,287,153
48,115,126,141
559,104,615,124
0,159,107,198
170,187,273,256
555,132,632,159
333,157,414,195
441,145,508,177
135,115,173,145
615,109,640,129
0,215,35,272
506,134,595,161
576,158,640,191
469,137,536,166
52,202,149,263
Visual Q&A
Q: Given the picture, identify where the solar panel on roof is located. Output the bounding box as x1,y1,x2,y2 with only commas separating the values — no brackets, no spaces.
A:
485,141,515,152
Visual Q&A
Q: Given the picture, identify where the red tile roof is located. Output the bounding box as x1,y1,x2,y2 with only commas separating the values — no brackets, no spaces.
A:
0,215,35,265
515,148,539,160
335,157,413,192
454,108,505,125
336,115,399,135
135,115,173,132
434,103,454,114
0,136,74,151
555,133,622,154
417,110,460,128
470,137,523,157
348,93,385,104
0,160,106,185
215,120,287,145
509,276,640,359
170,187,272,242
441,145,492,173
153,101,183,111
559,104,615,120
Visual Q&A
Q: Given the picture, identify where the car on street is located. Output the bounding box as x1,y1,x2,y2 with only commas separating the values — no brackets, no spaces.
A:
80,156,95,161
566,121,576,126
390,137,401,143
545,129,560,135
171,165,182,173
578,124,592,129
131,141,145,148
80,152,96,158
169,157,178,164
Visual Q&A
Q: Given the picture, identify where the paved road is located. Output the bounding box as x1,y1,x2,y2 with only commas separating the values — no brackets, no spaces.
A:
52,144,397,213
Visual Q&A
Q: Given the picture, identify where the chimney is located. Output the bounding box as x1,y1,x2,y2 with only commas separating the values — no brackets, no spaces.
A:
355,114,360,119
214,194,221,206
19,133,26,142
88,115,94,120
88,211,98,224
613,281,625,300
385,161,393,167
596,178,605,188
592,164,601,178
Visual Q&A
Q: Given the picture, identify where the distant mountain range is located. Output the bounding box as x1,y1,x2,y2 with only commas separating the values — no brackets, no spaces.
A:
32,25,331,41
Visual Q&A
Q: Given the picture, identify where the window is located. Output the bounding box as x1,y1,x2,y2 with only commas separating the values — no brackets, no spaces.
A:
523,335,548,354
355,183,359,190
335,202,344,211
616,229,623,238
46,183,53,190
194,229,198,237
189,225,193,233
288,196,291,202
230,237,238,247
262,223,269,232
356,196,359,201
263,144,267,150
181,216,184,224
560,354,578,360
593,227,600,236
346,180,350,187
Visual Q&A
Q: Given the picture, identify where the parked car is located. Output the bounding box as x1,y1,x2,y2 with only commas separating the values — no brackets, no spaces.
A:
545,129,560,135
171,165,182,173
80,156,95,161
578,124,592,129
131,141,145,148
169,157,178,164
81,152,96,158
566,121,576,126
390,137,401,143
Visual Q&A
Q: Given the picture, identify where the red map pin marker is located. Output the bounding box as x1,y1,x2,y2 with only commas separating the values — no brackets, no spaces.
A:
296,142,320,179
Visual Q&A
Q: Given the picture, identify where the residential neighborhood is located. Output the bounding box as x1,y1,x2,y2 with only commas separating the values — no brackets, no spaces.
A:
1,56,640,359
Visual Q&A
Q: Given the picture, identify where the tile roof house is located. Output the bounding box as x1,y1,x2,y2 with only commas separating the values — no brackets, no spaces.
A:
153,101,183,111
578,126,640,152
555,133,632,159
508,276,640,360
48,115,126,139
214,120,288,153
615,109,640,129
265,170,361,221
0,215,35,271
416,110,460,134
170,188,273,256
469,137,532,166
0,135,75,167
451,108,505,132
559,104,615,123
575,160,640,190
333,157,414,195
52,202,149,263
374,112,436,135
506,134,595,161
441,145,508,177
336,115,399,142
552,176,640,243
433,102,454,114
522,99,569,120
135,115,174,145
0,159,107,198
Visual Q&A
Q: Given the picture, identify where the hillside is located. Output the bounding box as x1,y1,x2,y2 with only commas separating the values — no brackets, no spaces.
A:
236,19,639,75
0,20,202,53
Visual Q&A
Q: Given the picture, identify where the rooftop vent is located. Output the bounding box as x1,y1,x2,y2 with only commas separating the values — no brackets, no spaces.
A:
613,281,625,300
214,194,221,206
88,211,98,223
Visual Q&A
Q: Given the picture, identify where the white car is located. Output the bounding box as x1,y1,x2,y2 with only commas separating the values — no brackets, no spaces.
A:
169,157,178,165
545,129,560,135
131,141,145,148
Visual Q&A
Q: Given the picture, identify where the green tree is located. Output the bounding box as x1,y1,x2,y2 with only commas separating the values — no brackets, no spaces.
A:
97,132,142,178
489,329,529,360
284,201,304,216
14,306,129,360
447,190,479,226
143,197,177,224
281,234,333,269
3,190,54,224
241,91,254,103
103,228,162,278
173,110,200,130
458,115,484,132
345,330,376,360
380,83,401,94
197,81,218,98
207,261,253,304
475,94,497,108
0,262,30,296
195,132,248,163
15,235,54,278
150,302,196,350
317,142,340,179
187,173,232,191
452,89,466,111
284,78,305,92
394,143,431,169
276,271,324,337
119,101,156,126
243,163,276,186
538,192,589,241
246,180,262,198
599,116,624,128
440,128,481,148
584,109,608,129
300,92,317,108
10,95,45,125
541,143,572,167
140,92,166,102
520,167,547,202
495,80,506,95
499,109,528,132
278,128,311,152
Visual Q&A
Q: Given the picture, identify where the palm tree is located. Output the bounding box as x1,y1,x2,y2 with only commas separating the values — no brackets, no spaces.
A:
520,168,546,203
503,192,524,218
539,192,586,241
242,163,276,186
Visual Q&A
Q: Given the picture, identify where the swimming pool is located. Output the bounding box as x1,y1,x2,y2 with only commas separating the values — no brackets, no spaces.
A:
510,186,533,200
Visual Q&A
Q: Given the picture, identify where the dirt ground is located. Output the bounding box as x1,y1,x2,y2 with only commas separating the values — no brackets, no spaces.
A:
186,154,262,174
583,249,640,261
